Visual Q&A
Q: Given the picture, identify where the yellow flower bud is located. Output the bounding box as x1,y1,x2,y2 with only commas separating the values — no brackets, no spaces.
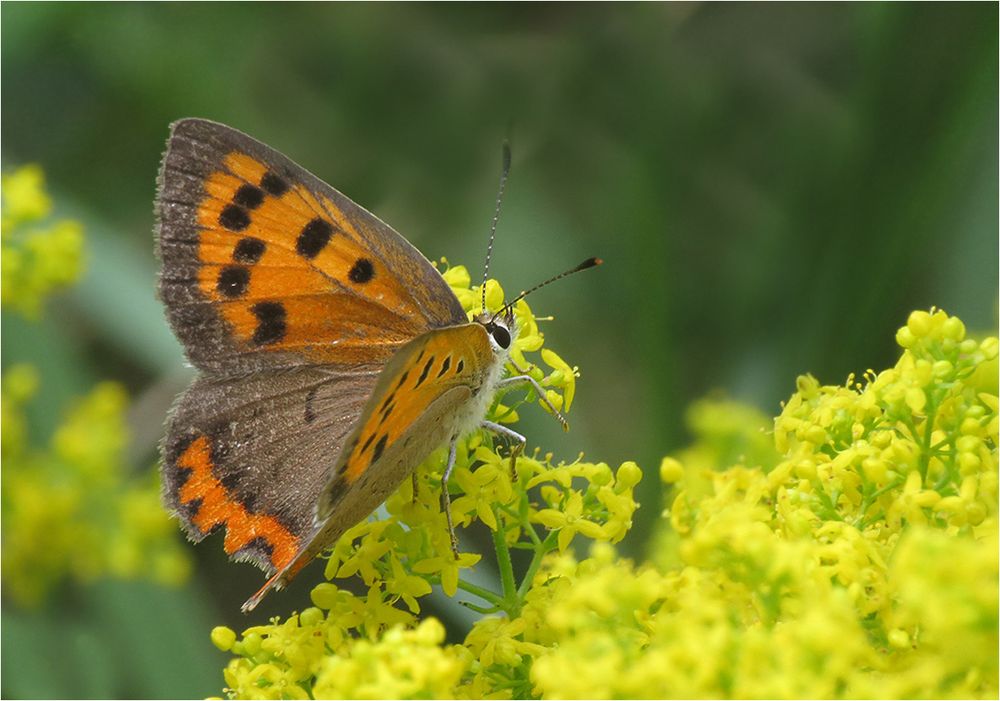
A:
957,435,981,454
904,387,926,412
441,264,471,288
311,582,340,609
931,360,953,378
980,336,999,360
896,326,916,348
796,374,820,398
941,316,965,341
616,461,642,489
483,279,504,311
966,501,987,526
907,310,933,337
934,496,965,513
959,417,981,435
888,628,911,649
959,451,981,474
794,460,817,480
804,425,828,445
211,626,237,651
862,457,888,484
300,607,325,627
891,439,918,465
659,457,684,484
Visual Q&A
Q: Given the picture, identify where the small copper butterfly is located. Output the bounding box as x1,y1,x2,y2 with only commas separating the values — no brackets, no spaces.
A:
155,119,599,612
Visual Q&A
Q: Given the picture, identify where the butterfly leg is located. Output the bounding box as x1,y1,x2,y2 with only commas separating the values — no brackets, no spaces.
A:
412,471,420,504
508,356,533,376
497,375,569,431
481,420,526,481
440,436,460,558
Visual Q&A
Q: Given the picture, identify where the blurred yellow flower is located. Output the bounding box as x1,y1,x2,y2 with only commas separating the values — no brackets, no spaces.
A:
1,165,83,318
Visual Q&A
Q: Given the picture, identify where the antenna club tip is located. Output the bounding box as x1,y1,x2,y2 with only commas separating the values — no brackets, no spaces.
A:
578,257,603,270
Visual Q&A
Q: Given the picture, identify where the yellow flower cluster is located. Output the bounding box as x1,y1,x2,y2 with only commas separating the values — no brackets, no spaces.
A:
213,303,995,699
216,611,469,699
1,169,190,606
650,308,998,698
1,165,84,318
2,366,192,606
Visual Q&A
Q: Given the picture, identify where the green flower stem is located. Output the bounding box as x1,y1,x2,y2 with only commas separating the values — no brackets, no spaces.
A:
491,505,519,613
456,578,505,608
918,396,939,483
517,530,558,600
459,599,502,615
498,503,543,547
857,476,905,529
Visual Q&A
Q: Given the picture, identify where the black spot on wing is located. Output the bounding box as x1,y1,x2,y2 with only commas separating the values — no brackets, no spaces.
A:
217,265,250,298
457,359,465,374
233,184,264,210
220,471,240,492
261,172,288,196
176,497,203,526
378,403,395,425
235,537,274,564
251,301,287,345
348,258,375,284
241,491,260,514
233,237,265,264
437,356,451,377
361,433,375,453
415,357,434,388
297,218,333,259
219,204,250,231
379,391,396,413
371,434,388,465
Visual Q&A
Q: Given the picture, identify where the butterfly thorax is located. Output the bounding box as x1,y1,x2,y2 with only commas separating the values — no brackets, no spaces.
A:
453,311,515,436
333,312,515,489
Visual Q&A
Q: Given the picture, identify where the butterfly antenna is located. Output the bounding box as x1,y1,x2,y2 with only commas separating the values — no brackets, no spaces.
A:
495,257,603,320
481,141,512,315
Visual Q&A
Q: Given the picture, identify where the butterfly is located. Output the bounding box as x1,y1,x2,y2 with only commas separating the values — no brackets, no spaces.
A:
155,119,599,612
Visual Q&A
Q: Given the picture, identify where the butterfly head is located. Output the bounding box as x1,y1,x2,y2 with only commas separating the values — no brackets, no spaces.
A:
474,307,516,354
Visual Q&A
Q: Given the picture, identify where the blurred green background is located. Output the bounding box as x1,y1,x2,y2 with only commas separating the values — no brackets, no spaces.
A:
2,3,996,698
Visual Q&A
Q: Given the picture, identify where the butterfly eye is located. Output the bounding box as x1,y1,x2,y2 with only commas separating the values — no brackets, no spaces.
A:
491,325,511,350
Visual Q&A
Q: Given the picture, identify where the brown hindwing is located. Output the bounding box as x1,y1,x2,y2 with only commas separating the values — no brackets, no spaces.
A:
161,365,379,574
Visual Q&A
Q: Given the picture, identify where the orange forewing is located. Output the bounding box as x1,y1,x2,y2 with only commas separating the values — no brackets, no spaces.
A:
193,151,429,364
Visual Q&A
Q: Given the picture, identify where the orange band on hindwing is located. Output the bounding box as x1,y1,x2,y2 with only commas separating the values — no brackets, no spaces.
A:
175,434,299,571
